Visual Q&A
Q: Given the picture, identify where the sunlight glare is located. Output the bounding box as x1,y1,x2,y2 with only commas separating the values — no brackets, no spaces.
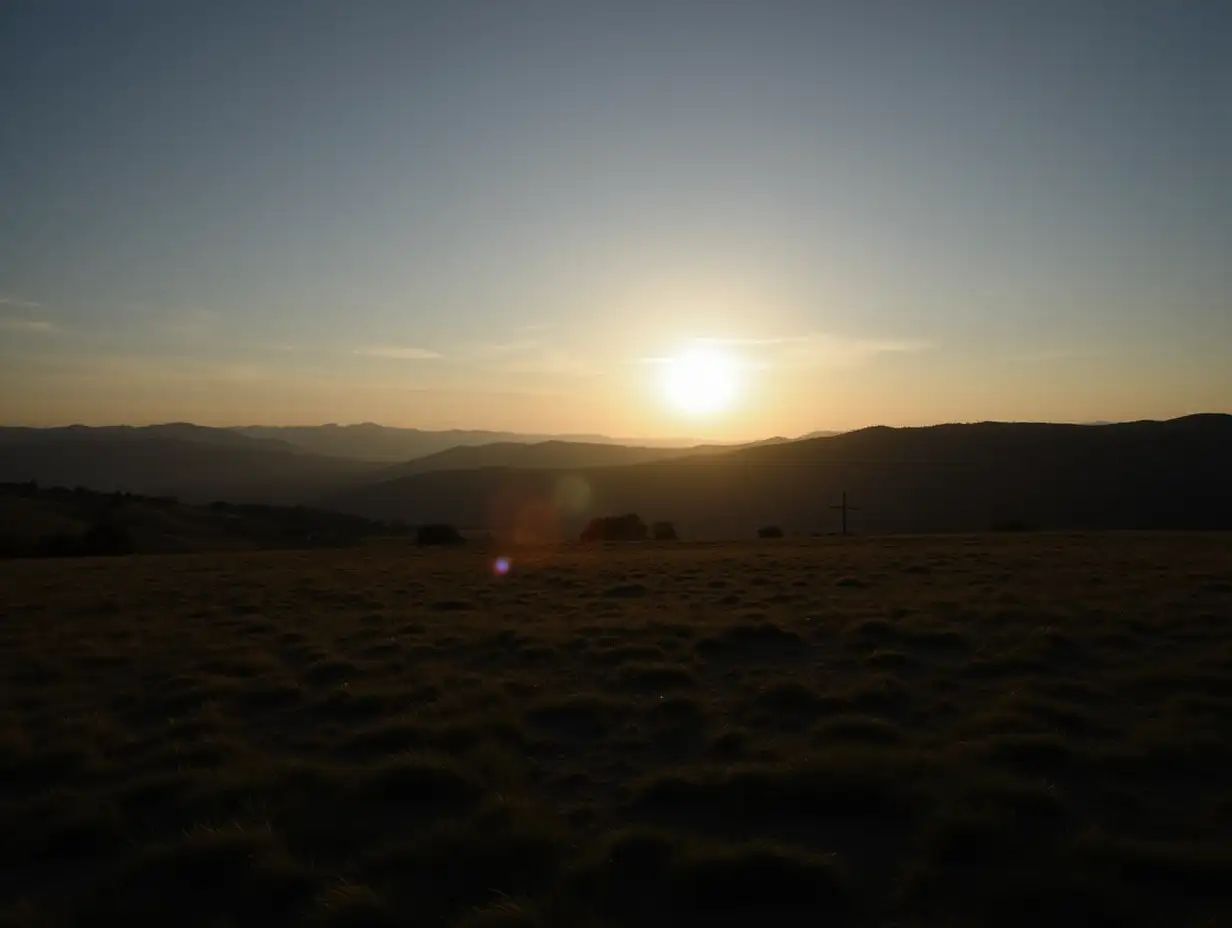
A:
662,345,740,416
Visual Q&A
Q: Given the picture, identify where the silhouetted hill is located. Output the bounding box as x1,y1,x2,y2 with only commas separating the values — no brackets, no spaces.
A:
324,415,1232,538
0,482,408,557
0,426,771,505
234,423,707,462
0,437,378,504
0,423,299,453
378,439,748,479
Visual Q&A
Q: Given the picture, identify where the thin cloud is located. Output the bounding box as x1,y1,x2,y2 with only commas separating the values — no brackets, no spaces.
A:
458,335,594,376
777,333,933,365
0,317,58,335
160,308,223,343
694,335,811,346
635,332,932,367
0,295,42,310
1007,348,1088,363
492,352,593,376
469,338,541,357
463,337,544,357
352,345,441,360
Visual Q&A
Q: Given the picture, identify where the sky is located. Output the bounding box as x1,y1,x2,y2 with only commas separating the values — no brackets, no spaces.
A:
1,0,1228,440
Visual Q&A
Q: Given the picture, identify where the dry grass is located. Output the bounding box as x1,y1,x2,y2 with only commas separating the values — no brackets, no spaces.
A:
1,533,1230,926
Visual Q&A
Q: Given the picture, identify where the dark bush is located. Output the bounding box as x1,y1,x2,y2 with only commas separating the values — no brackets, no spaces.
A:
991,519,1039,532
757,525,784,539
580,514,648,543
652,521,678,541
80,519,135,556
38,532,79,557
417,523,466,546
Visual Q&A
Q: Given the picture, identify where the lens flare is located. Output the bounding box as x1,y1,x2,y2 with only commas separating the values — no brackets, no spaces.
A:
493,556,511,576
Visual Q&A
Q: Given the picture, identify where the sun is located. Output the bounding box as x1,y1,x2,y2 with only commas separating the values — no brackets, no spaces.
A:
662,346,740,416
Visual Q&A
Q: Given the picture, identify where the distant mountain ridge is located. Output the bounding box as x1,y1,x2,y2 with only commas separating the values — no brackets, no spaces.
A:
234,423,735,462
377,436,811,479
0,434,379,505
5,417,1228,538
0,423,791,503
324,414,1232,537
0,423,299,454
0,423,768,504
2,422,843,465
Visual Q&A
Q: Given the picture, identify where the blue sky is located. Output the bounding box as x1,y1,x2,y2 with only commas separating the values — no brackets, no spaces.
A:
1,1,1228,437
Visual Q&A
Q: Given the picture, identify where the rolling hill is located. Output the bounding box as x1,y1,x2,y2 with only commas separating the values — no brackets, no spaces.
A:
6,417,1228,538
0,482,407,557
375,437,791,479
0,422,300,453
0,434,379,505
0,425,809,504
234,423,714,462
324,415,1232,538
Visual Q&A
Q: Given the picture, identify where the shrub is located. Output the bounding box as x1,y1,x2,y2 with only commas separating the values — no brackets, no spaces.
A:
757,525,784,539
652,521,678,541
417,523,466,546
580,514,648,543
991,519,1039,532
80,519,135,556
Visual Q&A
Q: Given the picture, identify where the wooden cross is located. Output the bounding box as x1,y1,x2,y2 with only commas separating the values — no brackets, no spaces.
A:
829,491,861,536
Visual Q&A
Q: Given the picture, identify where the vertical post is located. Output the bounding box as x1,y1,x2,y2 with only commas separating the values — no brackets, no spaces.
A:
830,491,860,536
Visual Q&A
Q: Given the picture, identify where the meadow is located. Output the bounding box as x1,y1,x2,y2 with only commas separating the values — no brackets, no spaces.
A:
1,533,1230,926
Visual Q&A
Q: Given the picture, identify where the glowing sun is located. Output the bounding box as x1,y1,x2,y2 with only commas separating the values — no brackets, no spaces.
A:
662,346,740,415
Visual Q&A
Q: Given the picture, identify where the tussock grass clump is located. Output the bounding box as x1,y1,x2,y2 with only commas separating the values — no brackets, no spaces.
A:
695,620,804,660
574,828,854,922
670,842,851,914
352,752,485,808
744,681,830,726
614,663,696,692
866,649,913,671
526,694,621,741
812,714,904,746
362,798,566,923
587,644,666,667
631,750,929,835
846,617,898,644
311,881,397,927
604,583,648,598
92,822,314,923
454,900,544,927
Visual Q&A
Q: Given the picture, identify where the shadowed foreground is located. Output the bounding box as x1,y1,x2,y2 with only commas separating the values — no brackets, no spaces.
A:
1,534,1229,926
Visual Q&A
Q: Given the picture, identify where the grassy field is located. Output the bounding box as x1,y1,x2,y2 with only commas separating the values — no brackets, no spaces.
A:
1,534,1230,926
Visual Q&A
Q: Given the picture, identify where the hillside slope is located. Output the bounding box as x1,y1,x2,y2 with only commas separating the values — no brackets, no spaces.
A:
377,439,756,479
235,423,705,462
325,415,1232,537
0,437,378,504
0,423,299,453
0,482,407,556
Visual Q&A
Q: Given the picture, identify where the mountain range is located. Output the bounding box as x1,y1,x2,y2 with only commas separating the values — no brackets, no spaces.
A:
232,423,762,462
0,424,799,504
322,414,1232,538
1,417,1227,538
